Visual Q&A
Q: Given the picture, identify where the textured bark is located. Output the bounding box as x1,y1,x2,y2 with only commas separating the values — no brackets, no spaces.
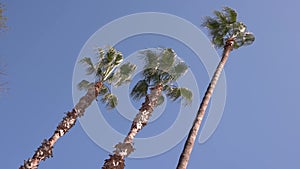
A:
20,82,102,169
176,39,235,169
102,84,163,169
102,154,125,169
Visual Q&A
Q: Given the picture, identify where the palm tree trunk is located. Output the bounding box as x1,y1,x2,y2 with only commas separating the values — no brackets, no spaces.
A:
102,84,163,169
176,39,234,169
20,81,103,169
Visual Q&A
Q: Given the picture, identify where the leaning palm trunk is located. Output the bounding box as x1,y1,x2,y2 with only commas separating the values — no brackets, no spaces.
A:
20,82,103,169
102,84,163,169
176,39,234,169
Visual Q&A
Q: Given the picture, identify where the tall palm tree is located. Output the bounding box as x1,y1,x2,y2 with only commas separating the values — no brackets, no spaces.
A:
20,47,136,169
102,48,193,169
176,7,255,169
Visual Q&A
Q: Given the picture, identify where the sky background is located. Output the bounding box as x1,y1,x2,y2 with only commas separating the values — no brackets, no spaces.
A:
1,0,300,169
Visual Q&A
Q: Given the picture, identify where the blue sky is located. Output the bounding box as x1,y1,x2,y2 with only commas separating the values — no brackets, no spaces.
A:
1,0,300,169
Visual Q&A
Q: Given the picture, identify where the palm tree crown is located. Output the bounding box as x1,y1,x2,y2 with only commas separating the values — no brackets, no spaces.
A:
78,47,136,110
131,48,192,105
202,6,255,49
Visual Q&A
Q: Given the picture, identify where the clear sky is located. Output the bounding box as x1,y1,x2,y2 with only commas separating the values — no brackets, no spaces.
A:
1,0,300,169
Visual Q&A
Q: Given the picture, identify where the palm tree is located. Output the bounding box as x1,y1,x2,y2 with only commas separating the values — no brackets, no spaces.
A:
20,47,136,169
176,7,255,169
102,48,193,169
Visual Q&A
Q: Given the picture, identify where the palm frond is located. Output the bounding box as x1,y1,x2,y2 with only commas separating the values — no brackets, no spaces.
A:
101,93,118,109
233,30,254,49
213,36,225,47
99,85,109,95
143,68,160,84
79,57,96,75
166,87,181,101
112,62,136,87
223,7,237,23
142,50,159,69
166,87,193,105
170,61,188,81
106,47,117,62
100,48,125,81
157,95,165,106
105,72,114,83
96,69,104,80
179,87,193,105
243,32,255,45
114,53,124,65
101,61,113,80
159,71,172,84
214,10,227,24
201,16,219,30
163,84,171,92
131,80,149,101
202,16,226,48
140,48,189,85
96,48,105,60
140,48,162,69
158,48,175,72
77,80,93,91
232,22,246,37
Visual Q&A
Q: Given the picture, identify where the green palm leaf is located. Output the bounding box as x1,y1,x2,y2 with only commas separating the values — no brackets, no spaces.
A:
159,71,172,83
131,80,149,101
94,47,121,79
78,47,136,110
79,57,95,75
202,16,219,30
143,68,160,84
214,10,227,24
232,22,246,37
243,32,255,45
143,50,159,69
114,53,124,65
101,93,118,109
223,6,237,23
166,87,181,101
106,47,116,62
99,85,109,95
171,61,188,81
77,80,93,91
111,62,137,87
96,48,105,60
179,87,193,105
131,48,192,107
157,95,165,106
158,48,175,72
166,87,192,105
213,36,225,47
